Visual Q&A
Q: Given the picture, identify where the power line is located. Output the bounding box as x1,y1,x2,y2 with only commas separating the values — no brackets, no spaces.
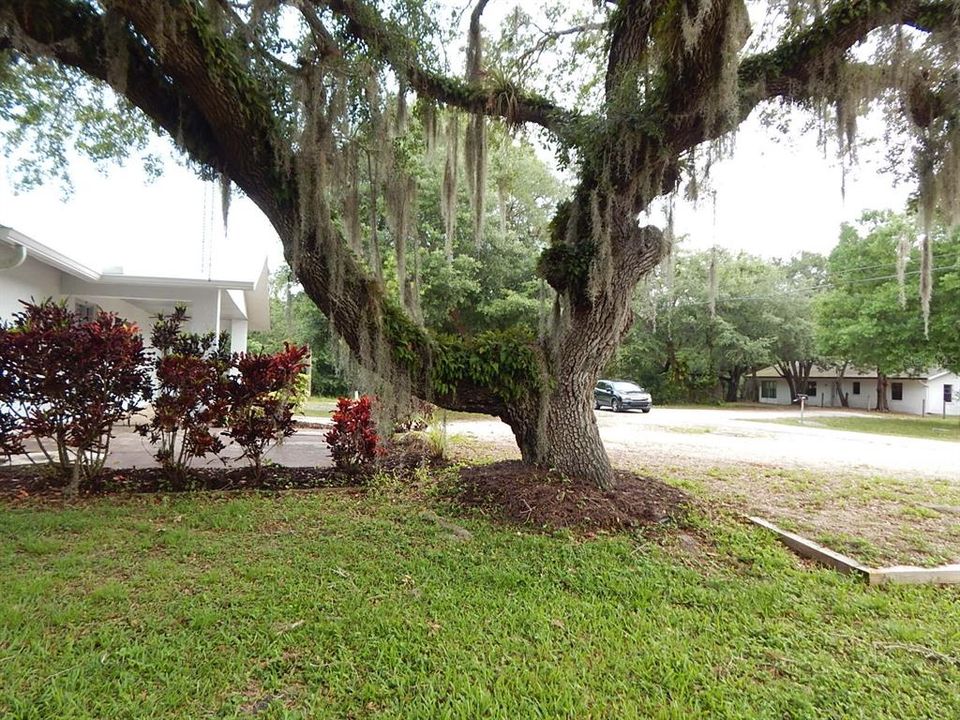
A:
816,251,960,280
653,263,957,307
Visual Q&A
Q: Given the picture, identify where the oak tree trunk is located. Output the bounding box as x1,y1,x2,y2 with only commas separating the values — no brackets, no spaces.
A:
875,372,889,412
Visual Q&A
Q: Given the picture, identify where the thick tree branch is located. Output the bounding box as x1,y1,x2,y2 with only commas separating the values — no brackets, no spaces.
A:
605,0,663,97
593,0,958,216
103,0,291,225
287,0,341,61
739,0,959,110
212,0,302,74
320,0,585,145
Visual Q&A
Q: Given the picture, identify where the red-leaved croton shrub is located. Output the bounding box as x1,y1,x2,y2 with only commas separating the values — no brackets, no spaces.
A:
325,396,383,470
0,299,152,492
135,306,232,482
226,343,309,478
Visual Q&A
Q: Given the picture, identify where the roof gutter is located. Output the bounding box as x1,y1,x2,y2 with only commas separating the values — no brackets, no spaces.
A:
0,240,27,270
0,226,100,280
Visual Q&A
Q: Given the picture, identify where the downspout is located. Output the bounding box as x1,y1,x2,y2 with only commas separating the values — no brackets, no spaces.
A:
0,242,27,270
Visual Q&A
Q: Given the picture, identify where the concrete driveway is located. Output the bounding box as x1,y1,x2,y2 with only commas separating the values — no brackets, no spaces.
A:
453,407,960,481
9,425,333,469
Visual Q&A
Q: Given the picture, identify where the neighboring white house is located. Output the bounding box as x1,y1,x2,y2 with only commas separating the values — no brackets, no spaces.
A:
755,364,959,417
0,225,269,351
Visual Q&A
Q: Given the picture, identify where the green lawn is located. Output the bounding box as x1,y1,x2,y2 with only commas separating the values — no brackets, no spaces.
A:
299,396,339,418
633,462,960,568
299,397,492,423
762,414,960,442
3,490,959,718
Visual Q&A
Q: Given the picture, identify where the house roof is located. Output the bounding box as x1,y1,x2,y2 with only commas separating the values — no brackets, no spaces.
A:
1,225,270,331
755,364,953,381
1,225,99,280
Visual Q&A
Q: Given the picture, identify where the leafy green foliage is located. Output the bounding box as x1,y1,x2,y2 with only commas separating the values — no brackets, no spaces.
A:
0,55,159,194
610,247,821,402
431,328,542,404
815,212,938,376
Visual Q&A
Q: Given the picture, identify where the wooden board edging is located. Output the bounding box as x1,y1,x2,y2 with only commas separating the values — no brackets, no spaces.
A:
747,516,960,585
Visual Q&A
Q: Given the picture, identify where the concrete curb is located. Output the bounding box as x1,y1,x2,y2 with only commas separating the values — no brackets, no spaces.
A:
748,516,960,586
293,416,333,430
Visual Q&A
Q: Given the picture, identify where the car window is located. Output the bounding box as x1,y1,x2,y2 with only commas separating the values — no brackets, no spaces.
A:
613,382,642,392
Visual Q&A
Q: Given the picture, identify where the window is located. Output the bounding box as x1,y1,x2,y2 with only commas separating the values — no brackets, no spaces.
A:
806,381,817,397
75,301,97,321
891,382,904,401
945,384,955,403
852,381,861,395
761,380,778,399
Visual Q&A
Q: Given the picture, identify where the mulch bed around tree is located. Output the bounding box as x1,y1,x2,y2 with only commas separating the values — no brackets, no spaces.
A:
0,464,347,500
0,439,446,502
455,461,691,532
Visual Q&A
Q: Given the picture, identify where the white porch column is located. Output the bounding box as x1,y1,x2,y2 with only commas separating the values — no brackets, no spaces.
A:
189,289,222,338
230,319,249,353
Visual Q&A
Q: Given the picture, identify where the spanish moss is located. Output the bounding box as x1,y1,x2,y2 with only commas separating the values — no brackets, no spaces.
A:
465,113,487,247
707,246,718,318
219,173,231,232
441,112,460,263
896,228,911,308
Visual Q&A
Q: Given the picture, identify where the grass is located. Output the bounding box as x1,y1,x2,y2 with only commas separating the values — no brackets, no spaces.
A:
758,414,960,442
447,433,960,568
299,396,339,418
3,489,960,718
635,461,960,567
299,398,493,423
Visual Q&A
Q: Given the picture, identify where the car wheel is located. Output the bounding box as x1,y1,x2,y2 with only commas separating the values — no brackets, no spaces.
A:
641,408,651,414
594,398,601,410
612,398,622,413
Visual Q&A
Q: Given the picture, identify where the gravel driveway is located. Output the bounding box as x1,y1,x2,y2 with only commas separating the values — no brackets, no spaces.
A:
452,407,960,481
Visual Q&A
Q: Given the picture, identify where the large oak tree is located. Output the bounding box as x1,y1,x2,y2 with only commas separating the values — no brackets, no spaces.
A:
2,0,958,488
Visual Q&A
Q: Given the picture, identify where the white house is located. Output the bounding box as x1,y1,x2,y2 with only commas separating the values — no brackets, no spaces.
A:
755,364,959,417
0,225,269,351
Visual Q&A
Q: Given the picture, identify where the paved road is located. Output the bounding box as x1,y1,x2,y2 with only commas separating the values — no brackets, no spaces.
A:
452,407,960,481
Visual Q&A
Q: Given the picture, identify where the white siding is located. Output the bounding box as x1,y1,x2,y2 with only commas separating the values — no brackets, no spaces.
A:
839,379,874,410
0,257,62,321
758,378,792,405
887,379,927,415
925,373,960,417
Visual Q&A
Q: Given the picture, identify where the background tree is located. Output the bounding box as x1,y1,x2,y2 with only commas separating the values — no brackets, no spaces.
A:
610,247,824,403
815,212,942,410
768,253,827,403
248,265,350,397
3,0,959,488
